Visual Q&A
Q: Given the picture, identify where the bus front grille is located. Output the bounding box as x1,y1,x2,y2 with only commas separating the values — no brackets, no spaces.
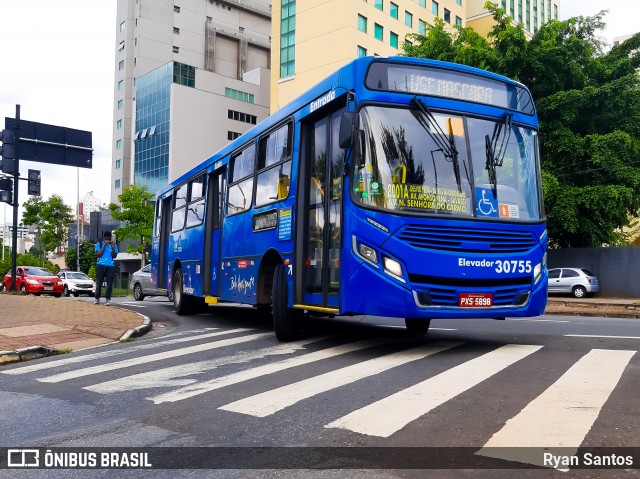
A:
397,225,537,253
414,284,528,307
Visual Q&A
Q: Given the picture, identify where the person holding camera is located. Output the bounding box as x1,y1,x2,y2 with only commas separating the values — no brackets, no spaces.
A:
94,231,118,306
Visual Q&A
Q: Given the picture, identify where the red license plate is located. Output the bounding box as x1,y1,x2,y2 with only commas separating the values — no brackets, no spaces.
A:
459,293,493,307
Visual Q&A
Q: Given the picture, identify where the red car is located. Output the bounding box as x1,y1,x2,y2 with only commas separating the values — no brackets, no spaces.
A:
2,266,64,297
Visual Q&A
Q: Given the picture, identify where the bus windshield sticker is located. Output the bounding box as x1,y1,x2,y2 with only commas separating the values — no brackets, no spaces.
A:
278,207,292,241
475,187,499,217
499,203,520,219
386,183,469,214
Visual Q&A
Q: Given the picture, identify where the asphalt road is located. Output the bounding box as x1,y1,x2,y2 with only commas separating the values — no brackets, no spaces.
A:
1,296,638,479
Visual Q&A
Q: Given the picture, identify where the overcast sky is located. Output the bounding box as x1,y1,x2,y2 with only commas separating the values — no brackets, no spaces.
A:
0,0,638,227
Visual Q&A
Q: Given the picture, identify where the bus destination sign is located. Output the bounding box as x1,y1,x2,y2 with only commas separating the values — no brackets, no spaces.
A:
365,62,534,114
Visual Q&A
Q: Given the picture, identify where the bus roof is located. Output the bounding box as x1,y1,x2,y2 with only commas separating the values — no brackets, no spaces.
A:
157,56,533,197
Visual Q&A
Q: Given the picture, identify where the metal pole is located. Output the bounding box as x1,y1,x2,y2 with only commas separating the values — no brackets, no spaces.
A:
9,105,20,292
2,202,5,261
77,167,80,271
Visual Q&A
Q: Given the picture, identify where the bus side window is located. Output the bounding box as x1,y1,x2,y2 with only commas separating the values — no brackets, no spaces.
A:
154,199,162,237
171,183,188,232
228,145,255,215
255,123,293,208
186,174,206,228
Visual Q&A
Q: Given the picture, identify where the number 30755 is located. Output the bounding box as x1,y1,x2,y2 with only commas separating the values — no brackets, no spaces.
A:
494,260,531,274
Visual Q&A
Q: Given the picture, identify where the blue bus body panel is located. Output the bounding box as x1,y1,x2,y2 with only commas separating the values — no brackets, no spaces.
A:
153,55,546,320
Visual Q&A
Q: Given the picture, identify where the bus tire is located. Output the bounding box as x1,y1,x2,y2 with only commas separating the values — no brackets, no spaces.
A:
272,263,299,341
173,268,193,315
405,318,431,335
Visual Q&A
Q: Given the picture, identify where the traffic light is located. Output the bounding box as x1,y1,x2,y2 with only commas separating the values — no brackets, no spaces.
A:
27,169,41,196
0,177,12,205
0,129,16,174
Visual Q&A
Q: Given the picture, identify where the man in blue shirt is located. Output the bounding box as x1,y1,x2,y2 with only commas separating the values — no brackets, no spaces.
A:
94,231,118,305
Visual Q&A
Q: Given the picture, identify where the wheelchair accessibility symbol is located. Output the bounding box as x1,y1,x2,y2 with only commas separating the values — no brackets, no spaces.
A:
475,188,498,217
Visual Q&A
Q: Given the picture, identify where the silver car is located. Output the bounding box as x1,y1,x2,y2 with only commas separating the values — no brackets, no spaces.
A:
547,268,600,298
58,271,95,297
130,264,173,301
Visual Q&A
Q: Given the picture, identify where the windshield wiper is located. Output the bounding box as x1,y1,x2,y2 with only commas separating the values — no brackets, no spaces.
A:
485,113,513,197
410,98,464,193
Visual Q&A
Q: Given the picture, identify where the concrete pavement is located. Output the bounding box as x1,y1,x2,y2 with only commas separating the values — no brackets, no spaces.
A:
0,293,149,364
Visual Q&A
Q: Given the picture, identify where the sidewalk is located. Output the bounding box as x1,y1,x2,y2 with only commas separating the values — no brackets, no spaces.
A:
0,293,150,364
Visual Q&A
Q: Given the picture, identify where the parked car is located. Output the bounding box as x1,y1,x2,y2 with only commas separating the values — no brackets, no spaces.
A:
547,268,600,298
58,271,96,297
130,264,173,301
2,266,63,297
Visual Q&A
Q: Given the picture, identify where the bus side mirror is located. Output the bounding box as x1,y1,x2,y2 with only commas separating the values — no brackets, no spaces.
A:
339,112,357,149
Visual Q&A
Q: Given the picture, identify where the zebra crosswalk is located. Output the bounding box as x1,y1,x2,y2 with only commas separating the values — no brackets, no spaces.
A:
2,327,636,470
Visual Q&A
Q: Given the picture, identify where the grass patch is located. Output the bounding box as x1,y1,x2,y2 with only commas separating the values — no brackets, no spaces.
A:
120,337,136,343
111,288,130,298
54,348,73,355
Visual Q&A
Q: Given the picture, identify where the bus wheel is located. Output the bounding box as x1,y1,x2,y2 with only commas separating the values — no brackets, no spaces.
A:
272,263,299,341
405,318,431,335
173,268,193,315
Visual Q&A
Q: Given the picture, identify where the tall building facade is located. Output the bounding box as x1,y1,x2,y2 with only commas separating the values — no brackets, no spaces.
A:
466,0,560,39
270,0,560,112
111,0,272,201
270,0,466,112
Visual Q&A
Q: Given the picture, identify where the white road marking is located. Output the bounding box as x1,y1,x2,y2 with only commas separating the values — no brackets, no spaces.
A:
2,328,226,375
37,329,266,383
84,337,332,394
478,349,635,469
325,344,542,437
507,318,570,323
118,303,146,308
149,339,388,405
220,341,461,417
565,334,640,340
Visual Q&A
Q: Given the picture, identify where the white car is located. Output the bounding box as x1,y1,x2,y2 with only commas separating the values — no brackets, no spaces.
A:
547,268,600,298
58,271,96,297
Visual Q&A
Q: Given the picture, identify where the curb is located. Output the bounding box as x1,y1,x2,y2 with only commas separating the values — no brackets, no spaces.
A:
1,346,54,365
545,310,640,319
119,312,152,341
1,311,152,365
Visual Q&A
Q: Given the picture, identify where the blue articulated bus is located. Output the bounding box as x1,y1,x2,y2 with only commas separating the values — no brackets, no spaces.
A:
151,56,548,341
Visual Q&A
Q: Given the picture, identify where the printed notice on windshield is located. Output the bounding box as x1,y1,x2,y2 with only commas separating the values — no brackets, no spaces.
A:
386,184,468,213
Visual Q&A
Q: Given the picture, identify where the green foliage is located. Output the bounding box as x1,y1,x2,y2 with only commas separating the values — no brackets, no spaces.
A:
22,195,74,253
402,3,640,247
65,240,96,273
0,253,58,279
88,264,96,279
108,184,154,255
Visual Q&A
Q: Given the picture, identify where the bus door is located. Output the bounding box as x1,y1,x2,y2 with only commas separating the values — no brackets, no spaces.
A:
203,167,226,296
157,196,172,290
301,110,344,308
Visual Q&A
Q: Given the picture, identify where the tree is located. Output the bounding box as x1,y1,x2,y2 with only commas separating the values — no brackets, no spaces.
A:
22,195,74,253
66,240,96,274
108,184,154,256
403,3,640,247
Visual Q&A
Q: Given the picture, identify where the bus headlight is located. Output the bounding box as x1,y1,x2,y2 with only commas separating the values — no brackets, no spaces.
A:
383,257,403,277
359,243,378,264
533,262,541,282
533,253,547,284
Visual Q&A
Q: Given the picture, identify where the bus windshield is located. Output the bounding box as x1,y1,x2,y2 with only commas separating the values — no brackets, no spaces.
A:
354,105,541,220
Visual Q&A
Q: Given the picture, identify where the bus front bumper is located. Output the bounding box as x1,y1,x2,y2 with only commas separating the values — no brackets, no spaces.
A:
344,264,548,320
